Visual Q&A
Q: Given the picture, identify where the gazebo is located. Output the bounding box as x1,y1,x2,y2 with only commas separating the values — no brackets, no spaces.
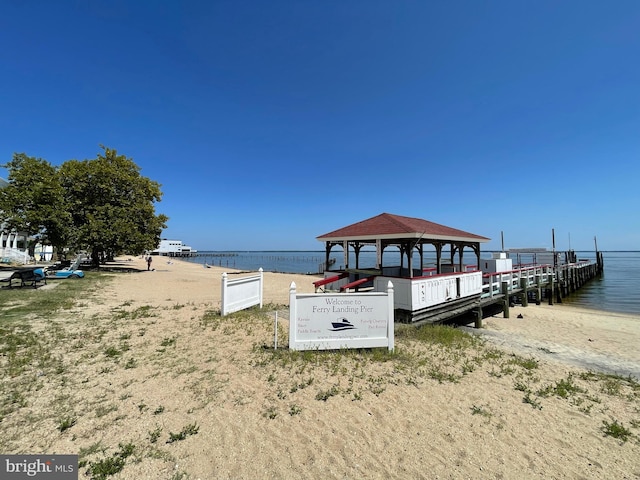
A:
317,212,490,277
315,213,491,323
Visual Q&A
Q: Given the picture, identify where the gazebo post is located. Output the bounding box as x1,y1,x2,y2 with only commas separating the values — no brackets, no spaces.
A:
324,242,331,271
472,243,481,270
343,240,349,269
450,245,456,269
435,243,443,274
405,242,414,278
354,242,362,269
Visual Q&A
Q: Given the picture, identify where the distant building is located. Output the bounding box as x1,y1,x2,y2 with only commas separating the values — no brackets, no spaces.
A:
152,239,197,257
0,177,31,263
507,248,562,267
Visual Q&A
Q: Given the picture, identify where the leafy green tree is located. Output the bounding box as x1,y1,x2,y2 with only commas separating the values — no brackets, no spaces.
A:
0,153,70,256
58,146,168,266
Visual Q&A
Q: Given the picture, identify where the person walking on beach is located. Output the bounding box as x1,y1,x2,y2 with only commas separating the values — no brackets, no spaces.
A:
147,256,152,271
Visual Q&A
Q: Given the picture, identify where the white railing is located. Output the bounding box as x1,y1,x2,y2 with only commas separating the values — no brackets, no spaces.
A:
554,260,595,282
374,271,483,311
481,260,596,299
482,264,553,298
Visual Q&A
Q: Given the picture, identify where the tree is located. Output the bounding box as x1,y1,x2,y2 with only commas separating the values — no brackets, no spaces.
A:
0,153,70,255
58,146,168,266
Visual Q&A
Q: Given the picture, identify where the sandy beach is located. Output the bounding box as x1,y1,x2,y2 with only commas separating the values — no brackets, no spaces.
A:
2,256,639,479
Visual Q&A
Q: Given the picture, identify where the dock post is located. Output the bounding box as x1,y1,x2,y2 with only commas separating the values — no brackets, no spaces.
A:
535,274,541,305
548,272,554,305
474,306,483,329
556,282,563,303
502,281,510,318
520,277,528,307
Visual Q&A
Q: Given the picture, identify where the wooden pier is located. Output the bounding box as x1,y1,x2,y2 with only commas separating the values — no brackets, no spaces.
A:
411,254,604,328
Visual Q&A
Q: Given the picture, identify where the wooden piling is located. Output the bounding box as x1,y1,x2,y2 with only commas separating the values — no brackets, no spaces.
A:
502,281,510,318
520,277,528,307
474,306,483,329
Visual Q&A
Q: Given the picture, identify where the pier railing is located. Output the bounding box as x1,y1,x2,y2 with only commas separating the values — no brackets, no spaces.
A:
481,260,596,299
482,264,553,298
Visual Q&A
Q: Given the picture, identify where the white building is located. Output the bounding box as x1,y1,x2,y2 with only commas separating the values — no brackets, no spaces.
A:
480,252,513,274
152,239,197,257
0,177,30,264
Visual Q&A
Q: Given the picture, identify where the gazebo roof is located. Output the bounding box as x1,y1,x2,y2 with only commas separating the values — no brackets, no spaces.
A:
317,213,490,244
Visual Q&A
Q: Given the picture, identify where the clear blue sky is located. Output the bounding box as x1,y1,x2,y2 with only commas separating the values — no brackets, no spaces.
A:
1,1,638,251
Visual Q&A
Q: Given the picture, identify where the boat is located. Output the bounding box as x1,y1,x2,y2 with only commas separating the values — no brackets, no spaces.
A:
330,318,356,331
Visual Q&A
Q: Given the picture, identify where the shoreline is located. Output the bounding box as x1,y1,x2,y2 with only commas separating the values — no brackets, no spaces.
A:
477,305,640,380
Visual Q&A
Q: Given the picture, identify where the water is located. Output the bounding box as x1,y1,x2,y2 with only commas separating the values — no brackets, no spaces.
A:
187,250,640,316
191,251,329,274
559,251,640,315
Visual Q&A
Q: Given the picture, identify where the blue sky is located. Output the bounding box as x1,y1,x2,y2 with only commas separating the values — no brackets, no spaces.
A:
1,1,639,251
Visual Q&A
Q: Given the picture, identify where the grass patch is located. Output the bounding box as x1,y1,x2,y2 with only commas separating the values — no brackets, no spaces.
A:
104,346,122,358
523,392,543,410
397,324,482,349
58,416,77,432
87,442,135,480
167,423,200,443
0,271,109,320
148,426,162,444
160,337,177,347
537,374,585,399
262,406,278,419
507,355,539,371
111,304,157,320
601,419,632,443
470,405,492,418
315,385,340,401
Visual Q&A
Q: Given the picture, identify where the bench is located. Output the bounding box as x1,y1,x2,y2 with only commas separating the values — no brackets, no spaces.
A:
0,268,47,288
313,272,349,292
339,276,375,292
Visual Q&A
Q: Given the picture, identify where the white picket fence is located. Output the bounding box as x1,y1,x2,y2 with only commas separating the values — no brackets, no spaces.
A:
0,247,30,265
220,268,264,316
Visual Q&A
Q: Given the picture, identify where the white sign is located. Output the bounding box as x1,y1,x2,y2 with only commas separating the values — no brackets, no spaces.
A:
289,281,394,351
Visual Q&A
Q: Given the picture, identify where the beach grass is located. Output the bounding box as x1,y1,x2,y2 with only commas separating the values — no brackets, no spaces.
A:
0,271,109,320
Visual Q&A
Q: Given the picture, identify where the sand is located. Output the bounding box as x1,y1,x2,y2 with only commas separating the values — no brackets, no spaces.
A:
1,256,639,479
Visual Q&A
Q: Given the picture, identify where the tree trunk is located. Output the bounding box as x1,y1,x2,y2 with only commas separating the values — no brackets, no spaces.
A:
91,247,101,268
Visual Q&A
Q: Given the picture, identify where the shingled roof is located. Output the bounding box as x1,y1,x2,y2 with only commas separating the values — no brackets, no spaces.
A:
317,213,489,244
